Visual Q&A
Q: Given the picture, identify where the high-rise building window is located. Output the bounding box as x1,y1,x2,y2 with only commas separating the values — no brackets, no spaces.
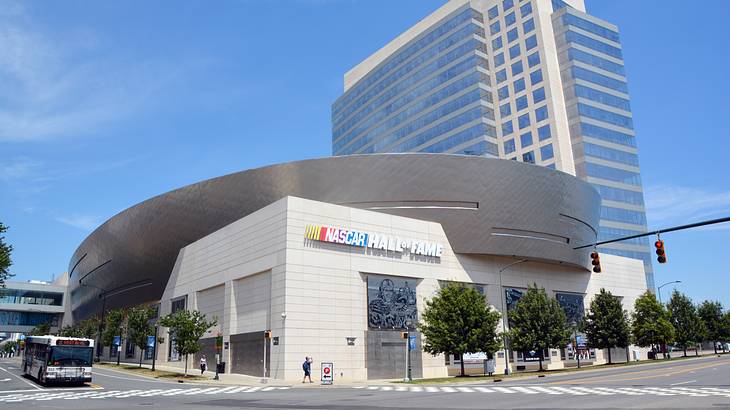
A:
504,138,516,154
563,13,620,43
538,124,551,140
565,31,622,59
505,12,516,27
500,102,512,117
578,103,633,129
494,52,505,67
525,34,538,51
541,144,554,160
515,95,528,111
533,87,546,102
502,120,514,135
490,21,501,35
523,18,535,33
503,0,514,11
520,131,533,148
496,69,508,83
522,151,535,163
492,36,503,50
511,61,523,76
535,105,548,122
518,113,531,129
527,51,540,67
507,27,519,43
513,78,526,93
530,69,543,85
520,2,533,17
488,5,499,19
509,43,521,59
498,85,510,100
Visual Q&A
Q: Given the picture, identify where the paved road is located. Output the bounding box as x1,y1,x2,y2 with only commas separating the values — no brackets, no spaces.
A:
2,355,730,409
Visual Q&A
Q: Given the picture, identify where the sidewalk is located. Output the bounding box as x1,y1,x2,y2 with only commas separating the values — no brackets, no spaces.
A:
97,360,377,387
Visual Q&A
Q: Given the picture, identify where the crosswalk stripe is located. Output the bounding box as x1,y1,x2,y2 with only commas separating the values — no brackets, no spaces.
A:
473,387,493,393
213,386,241,394
409,386,423,392
572,387,613,395
441,387,457,393
225,386,250,393
395,386,408,392
639,387,676,396
456,387,474,393
246,387,262,393
381,386,393,391
550,387,587,395
528,386,562,395
670,387,710,397
425,386,439,393
613,388,646,395
511,387,538,394
492,387,516,394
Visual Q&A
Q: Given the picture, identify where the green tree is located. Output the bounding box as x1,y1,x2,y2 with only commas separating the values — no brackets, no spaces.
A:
508,284,571,371
722,311,730,352
59,317,101,339
29,322,51,336
418,283,501,377
667,291,705,357
103,308,128,364
698,301,724,354
632,291,674,357
0,222,13,287
583,288,630,364
127,306,155,367
159,310,217,375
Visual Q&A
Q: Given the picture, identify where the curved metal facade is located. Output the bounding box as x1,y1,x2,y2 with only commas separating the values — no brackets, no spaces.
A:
68,154,600,319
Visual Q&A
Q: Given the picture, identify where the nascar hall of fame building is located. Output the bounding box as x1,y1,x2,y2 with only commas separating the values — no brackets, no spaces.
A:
66,154,648,381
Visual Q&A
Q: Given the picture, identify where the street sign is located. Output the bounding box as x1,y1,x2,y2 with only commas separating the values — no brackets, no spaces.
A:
321,362,334,385
147,335,155,348
113,336,121,346
408,335,416,351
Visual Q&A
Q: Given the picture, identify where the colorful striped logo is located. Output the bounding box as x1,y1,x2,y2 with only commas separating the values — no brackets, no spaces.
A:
304,224,443,258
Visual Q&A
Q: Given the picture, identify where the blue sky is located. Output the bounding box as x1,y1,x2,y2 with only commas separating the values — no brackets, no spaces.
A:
1,0,729,307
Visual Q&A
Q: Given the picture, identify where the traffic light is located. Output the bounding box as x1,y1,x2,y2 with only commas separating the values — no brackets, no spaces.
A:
264,330,272,339
655,240,667,263
401,332,409,339
590,251,601,273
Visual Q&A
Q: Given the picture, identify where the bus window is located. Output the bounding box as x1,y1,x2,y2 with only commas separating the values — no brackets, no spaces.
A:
49,346,93,367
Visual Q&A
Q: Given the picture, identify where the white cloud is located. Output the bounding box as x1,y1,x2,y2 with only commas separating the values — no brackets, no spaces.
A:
0,1,203,142
644,184,730,230
0,156,41,181
55,214,102,231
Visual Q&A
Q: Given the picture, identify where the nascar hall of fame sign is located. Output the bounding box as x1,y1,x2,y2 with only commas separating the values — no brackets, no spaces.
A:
304,225,443,258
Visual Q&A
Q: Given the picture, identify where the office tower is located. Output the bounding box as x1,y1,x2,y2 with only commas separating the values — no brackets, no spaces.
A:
331,0,653,288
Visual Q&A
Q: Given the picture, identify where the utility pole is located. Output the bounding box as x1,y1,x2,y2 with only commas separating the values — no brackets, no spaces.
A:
498,259,528,375
151,325,158,371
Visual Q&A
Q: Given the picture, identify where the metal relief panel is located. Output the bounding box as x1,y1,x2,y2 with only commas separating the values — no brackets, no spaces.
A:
555,292,585,326
367,275,418,330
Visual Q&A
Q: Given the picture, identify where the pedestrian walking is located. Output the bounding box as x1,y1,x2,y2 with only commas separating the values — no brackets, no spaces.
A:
302,356,312,383
200,355,208,375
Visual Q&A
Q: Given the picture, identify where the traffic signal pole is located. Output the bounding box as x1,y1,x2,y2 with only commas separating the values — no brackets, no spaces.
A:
574,216,730,250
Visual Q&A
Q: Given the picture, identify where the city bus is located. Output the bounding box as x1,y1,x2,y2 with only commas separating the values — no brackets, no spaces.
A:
23,336,94,385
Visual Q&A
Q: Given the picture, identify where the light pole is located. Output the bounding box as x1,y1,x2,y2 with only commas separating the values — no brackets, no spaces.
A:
656,280,681,359
657,280,681,304
498,258,528,375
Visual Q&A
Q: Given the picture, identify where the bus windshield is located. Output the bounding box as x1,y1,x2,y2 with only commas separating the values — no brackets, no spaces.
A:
49,346,93,367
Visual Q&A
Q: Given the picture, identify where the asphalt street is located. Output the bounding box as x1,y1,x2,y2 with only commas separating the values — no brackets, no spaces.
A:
2,355,730,409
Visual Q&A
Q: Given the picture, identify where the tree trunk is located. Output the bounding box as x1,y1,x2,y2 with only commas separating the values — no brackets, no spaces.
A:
714,341,718,355
625,346,630,363
459,353,465,377
695,345,699,356
607,347,612,365
184,355,188,375
683,348,687,357
140,349,144,367
538,350,544,372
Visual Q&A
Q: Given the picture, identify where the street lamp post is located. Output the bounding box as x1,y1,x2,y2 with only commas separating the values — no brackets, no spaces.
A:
498,258,528,376
656,280,681,359
657,280,681,305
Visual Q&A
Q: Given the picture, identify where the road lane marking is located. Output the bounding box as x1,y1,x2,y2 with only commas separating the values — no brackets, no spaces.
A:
549,359,730,385
0,365,42,390
671,380,696,386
